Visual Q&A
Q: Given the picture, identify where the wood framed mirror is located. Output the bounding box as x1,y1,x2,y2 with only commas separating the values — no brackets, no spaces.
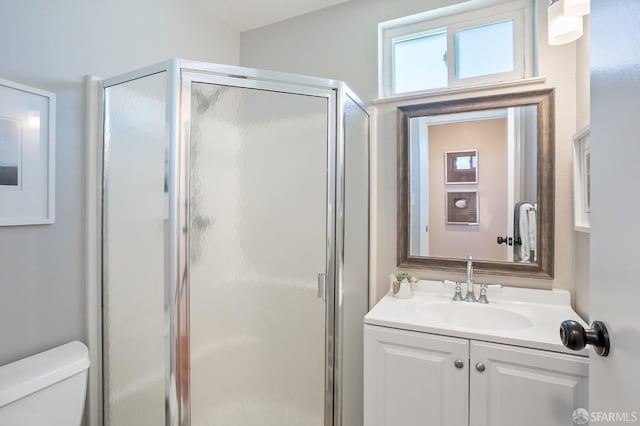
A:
397,89,554,278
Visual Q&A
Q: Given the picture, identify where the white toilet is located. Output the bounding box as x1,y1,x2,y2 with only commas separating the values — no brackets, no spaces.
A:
0,341,90,425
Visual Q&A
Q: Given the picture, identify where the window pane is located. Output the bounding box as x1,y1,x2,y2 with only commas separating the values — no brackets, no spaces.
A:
393,32,447,93
455,20,514,79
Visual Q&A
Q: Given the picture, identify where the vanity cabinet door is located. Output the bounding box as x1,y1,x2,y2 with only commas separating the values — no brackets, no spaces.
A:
469,341,589,426
364,325,469,426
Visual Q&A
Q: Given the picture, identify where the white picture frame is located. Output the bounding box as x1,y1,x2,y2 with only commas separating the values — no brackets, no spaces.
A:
445,149,478,184
0,79,55,225
572,126,590,232
446,190,479,225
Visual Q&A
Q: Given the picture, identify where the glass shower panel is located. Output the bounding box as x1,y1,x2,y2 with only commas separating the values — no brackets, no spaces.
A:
189,82,329,426
340,95,370,426
102,73,167,425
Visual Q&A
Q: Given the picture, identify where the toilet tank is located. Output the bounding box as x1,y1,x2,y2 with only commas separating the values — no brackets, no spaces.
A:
0,341,90,426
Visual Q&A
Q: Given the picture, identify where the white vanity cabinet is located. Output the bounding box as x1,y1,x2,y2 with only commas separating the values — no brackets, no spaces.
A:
364,325,589,426
363,325,469,426
469,340,588,426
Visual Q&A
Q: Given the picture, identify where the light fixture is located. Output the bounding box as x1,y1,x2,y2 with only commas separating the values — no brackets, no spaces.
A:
548,0,583,45
564,0,590,17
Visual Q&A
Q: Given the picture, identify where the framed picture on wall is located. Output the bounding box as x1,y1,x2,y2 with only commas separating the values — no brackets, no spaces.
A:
446,191,479,225
572,126,590,232
0,79,55,226
445,149,478,184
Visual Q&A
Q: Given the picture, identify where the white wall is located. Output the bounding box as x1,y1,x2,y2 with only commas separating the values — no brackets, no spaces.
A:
241,0,580,303
574,17,590,320
0,0,239,366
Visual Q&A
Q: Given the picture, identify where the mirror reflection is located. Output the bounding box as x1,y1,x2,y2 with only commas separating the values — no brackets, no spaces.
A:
408,105,538,263
398,89,554,278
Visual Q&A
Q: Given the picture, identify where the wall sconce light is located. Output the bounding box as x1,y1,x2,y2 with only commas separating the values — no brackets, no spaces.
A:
548,0,585,45
564,0,590,17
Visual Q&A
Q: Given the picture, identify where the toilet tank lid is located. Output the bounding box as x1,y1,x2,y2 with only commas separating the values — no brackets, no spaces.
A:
0,341,90,407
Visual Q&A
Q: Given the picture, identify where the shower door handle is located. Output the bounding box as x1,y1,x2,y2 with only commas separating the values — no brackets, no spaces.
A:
317,273,326,301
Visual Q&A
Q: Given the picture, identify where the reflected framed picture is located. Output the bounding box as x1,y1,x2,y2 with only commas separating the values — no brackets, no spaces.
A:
572,126,590,232
445,149,478,184
446,191,478,225
0,79,55,226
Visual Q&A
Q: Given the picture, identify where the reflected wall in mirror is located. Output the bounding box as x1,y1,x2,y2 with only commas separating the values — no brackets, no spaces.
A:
398,89,554,278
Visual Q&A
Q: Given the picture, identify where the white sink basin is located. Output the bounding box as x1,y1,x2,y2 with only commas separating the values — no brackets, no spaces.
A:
418,302,533,331
364,280,589,355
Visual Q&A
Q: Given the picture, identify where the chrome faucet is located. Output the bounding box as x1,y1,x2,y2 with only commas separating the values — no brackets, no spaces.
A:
464,254,477,302
452,254,491,303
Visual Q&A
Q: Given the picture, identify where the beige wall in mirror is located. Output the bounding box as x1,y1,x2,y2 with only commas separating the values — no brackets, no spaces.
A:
423,118,509,261
240,0,587,310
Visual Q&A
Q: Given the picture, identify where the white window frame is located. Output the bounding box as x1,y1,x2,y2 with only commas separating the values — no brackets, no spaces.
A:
379,0,536,98
391,27,448,94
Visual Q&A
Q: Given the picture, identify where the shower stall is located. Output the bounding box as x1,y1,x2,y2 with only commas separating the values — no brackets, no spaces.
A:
100,59,370,426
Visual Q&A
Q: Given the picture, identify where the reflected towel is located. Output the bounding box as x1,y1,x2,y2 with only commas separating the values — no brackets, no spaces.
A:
528,208,537,262
517,202,535,262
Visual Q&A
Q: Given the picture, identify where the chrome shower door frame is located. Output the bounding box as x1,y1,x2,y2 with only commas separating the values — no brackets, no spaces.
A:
174,69,339,426
333,84,371,426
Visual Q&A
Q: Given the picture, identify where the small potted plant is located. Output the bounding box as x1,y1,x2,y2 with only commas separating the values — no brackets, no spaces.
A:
389,272,418,299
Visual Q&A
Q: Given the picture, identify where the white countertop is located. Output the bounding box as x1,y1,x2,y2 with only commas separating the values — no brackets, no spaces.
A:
364,280,589,356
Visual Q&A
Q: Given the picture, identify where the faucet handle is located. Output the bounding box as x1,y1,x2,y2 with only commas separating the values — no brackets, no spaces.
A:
452,282,464,301
477,283,489,304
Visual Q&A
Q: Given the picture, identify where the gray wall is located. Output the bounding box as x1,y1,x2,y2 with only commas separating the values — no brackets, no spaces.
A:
0,0,239,365
241,0,464,102
241,0,582,303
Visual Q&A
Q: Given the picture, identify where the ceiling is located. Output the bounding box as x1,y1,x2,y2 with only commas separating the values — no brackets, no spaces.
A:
195,0,352,32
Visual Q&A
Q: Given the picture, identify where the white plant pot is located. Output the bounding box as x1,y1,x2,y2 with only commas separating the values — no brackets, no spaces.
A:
393,279,413,299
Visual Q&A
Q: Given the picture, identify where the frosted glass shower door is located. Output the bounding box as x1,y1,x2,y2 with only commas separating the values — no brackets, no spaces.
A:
339,94,370,426
102,73,167,425
187,80,332,426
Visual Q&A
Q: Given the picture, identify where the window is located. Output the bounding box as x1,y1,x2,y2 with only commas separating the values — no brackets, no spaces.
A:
393,30,447,93
379,0,535,97
455,20,515,79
